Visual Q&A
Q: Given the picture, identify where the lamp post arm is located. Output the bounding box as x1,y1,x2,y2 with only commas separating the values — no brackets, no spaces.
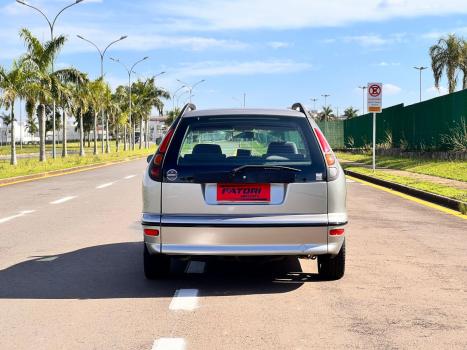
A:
52,1,80,29
17,2,52,30
102,37,125,58
77,36,103,57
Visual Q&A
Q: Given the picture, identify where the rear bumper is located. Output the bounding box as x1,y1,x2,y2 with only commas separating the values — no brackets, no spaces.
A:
142,213,346,256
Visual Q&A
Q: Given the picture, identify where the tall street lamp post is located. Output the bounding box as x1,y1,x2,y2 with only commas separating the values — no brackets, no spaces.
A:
110,56,149,151
358,86,367,115
17,0,84,159
414,66,428,102
321,94,330,108
77,35,127,154
171,85,186,110
310,98,318,111
176,79,205,104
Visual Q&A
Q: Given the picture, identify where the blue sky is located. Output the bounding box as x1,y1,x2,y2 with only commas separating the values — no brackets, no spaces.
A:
2,0,467,114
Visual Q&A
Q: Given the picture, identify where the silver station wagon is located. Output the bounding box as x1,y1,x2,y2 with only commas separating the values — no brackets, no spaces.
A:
142,103,347,280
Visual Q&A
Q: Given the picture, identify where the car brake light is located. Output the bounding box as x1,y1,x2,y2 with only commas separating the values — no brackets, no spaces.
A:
144,228,159,236
329,228,345,236
149,128,175,181
314,128,336,166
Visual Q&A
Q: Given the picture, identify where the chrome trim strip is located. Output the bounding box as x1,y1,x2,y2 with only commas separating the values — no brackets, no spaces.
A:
147,243,329,256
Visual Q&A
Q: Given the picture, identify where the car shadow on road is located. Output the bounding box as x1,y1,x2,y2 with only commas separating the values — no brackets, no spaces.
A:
0,242,321,300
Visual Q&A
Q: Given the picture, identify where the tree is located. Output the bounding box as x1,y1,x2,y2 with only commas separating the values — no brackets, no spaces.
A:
460,40,467,90
344,107,359,119
318,106,335,121
87,78,108,155
20,28,84,161
165,108,180,126
25,114,38,140
430,34,462,93
0,60,30,165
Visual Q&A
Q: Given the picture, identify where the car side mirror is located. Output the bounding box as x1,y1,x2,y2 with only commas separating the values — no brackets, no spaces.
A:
147,155,154,163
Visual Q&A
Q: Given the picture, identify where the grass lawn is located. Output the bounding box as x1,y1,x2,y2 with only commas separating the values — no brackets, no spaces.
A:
336,152,467,182
0,145,156,180
0,141,125,155
346,166,467,205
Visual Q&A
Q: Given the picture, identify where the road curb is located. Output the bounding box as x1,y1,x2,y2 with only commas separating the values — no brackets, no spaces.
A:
345,169,466,213
0,156,146,187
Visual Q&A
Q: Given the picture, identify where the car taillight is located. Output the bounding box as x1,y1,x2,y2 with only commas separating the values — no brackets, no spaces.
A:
329,228,345,236
314,128,336,166
144,228,159,236
149,128,175,181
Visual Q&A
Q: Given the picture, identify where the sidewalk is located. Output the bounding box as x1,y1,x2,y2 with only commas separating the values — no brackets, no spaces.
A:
340,160,467,191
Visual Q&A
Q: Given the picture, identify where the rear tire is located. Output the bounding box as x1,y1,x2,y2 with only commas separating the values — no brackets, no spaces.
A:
318,239,345,280
144,244,171,279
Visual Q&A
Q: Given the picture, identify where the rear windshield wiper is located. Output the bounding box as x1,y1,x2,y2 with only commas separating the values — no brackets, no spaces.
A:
232,165,302,173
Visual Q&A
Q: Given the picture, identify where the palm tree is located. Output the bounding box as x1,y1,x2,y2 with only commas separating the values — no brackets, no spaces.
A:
0,61,29,165
459,40,467,90
67,78,89,156
430,34,462,93
344,107,359,119
20,28,84,161
318,106,335,121
87,78,108,155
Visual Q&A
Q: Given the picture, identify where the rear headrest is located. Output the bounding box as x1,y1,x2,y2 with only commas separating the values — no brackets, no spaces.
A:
267,142,298,155
192,144,223,155
236,149,251,157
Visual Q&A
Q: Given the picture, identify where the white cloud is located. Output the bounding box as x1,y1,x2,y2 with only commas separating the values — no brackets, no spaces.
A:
423,26,467,40
268,41,290,49
343,33,406,47
383,83,402,95
173,60,312,78
376,61,401,66
155,0,467,31
426,86,448,96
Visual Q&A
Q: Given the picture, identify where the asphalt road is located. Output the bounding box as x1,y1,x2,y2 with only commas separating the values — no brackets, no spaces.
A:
0,159,466,350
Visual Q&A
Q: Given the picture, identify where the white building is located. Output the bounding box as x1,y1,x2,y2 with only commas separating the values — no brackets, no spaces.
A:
148,116,168,143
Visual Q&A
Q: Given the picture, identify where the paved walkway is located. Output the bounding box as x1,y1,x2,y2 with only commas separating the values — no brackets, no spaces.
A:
340,160,467,191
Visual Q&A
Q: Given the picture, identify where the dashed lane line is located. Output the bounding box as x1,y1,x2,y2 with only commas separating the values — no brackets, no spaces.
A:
152,338,186,350
169,289,199,311
96,182,115,189
50,196,76,205
124,175,136,179
0,210,35,224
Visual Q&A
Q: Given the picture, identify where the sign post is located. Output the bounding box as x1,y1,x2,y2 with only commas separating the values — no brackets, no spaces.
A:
367,83,383,172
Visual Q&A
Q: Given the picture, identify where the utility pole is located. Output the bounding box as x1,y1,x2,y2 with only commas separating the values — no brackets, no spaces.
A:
358,86,367,115
414,66,428,102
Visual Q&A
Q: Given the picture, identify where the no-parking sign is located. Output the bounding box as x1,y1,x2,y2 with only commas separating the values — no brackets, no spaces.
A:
367,83,383,113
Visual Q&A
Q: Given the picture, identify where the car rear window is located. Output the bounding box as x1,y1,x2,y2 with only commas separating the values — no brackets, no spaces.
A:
163,115,326,183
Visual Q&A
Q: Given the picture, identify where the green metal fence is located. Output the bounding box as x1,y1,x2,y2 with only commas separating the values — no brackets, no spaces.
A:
318,89,467,150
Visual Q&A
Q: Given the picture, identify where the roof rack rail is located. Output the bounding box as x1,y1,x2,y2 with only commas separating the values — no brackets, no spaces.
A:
291,102,308,116
179,103,196,117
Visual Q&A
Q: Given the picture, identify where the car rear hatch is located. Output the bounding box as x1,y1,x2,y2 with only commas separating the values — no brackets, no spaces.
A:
152,114,329,254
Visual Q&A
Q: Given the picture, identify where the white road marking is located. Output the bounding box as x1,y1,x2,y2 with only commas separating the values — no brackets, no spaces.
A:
96,182,114,189
185,261,206,274
346,179,355,183
0,210,35,224
169,289,199,311
152,338,186,350
50,196,76,205
124,175,136,179
37,256,58,262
